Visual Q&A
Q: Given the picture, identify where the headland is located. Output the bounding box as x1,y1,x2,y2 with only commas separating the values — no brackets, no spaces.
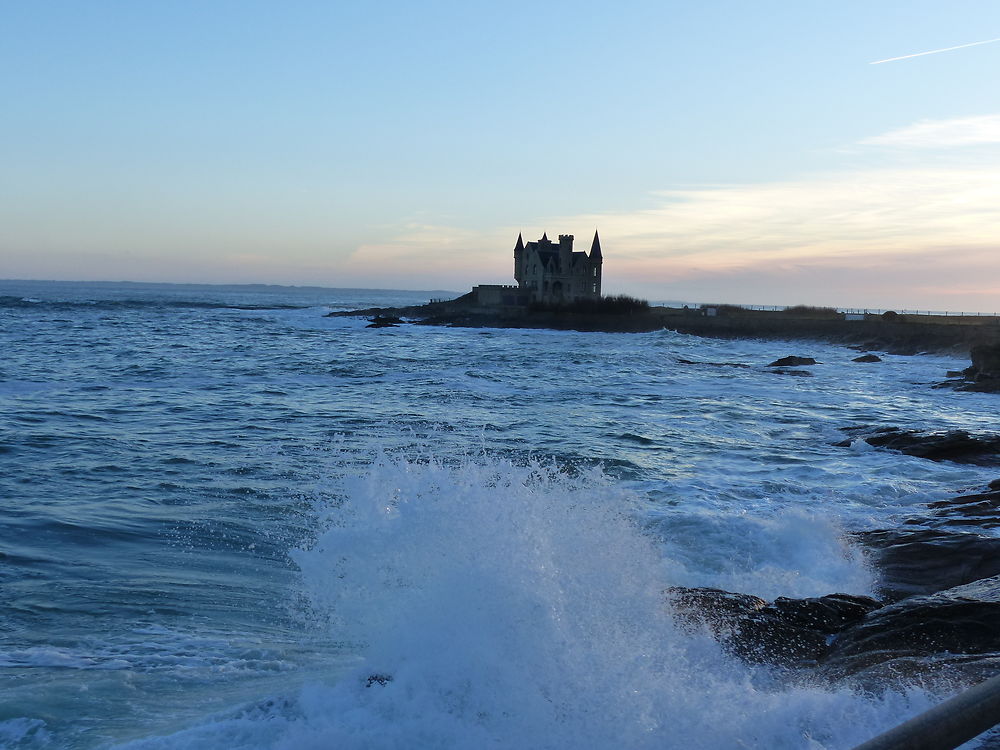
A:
330,294,1000,355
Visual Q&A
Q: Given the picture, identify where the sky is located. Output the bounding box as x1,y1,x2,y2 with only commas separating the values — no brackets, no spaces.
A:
2,1,1000,311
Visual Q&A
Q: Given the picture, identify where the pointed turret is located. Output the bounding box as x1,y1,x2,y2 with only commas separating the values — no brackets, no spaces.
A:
589,230,602,259
513,232,525,284
541,231,549,242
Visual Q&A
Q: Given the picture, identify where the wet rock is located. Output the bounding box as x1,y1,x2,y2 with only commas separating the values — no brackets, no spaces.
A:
852,528,1000,600
365,673,393,687
367,315,403,328
971,343,1000,379
852,354,882,363
730,615,830,665
820,575,1000,679
945,343,1000,392
666,586,766,635
766,356,819,367
956,378,1000,393
676,358,751,369
836,426,1000,465
768,593,881,631
922,490,1000,529
668,588,880,667
768,369,814,377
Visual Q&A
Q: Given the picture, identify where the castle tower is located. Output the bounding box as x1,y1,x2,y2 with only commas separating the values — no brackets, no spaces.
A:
589,230,603,298
513,232,525,284
558,234,574,274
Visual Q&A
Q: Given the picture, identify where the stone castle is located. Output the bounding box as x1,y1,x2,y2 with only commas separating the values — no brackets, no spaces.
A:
474,231,603,307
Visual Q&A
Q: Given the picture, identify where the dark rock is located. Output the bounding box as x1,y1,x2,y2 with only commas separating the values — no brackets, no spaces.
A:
730,614,830,665
767,356,819,367
923,490,1000,529
767,368,813,377
365,673,393,687
957,378,1000,393
837,426,1000,465
989,478,1000,491
971,343,1000,379
852,528,1000,600
666,586,766,635
668,588,880,667
852,354,882,363
821,575,1000,678
367,315,403,328
768,593,882,631
676,358,751,369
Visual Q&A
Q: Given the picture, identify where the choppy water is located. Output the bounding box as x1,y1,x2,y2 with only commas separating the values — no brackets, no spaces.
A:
1,280,997,749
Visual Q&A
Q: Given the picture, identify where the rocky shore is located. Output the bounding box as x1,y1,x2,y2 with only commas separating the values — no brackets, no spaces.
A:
330,296,1000,354
671,427,1000,694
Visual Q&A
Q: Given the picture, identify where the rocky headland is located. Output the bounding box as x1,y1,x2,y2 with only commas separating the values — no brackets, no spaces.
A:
330,296,1000,355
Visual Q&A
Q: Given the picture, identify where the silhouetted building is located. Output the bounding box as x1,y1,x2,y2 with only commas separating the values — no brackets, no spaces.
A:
513,231,603,304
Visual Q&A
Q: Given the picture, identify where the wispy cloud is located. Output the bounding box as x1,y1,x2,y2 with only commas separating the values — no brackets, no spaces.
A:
340,116,1000,309
870,36,1000,64
860,114,1000,148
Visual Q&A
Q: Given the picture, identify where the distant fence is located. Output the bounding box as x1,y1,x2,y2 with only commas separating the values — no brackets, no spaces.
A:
683,303,1000,318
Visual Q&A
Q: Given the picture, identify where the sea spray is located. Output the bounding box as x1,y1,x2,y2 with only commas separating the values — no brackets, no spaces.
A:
272,454,936,749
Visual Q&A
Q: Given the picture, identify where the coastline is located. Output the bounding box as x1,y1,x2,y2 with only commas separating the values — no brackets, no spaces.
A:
331,298,1000,354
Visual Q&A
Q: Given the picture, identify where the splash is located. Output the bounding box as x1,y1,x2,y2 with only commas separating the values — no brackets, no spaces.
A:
277,455,932,749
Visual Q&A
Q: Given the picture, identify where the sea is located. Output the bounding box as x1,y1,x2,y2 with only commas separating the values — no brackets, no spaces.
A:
1,279,998,750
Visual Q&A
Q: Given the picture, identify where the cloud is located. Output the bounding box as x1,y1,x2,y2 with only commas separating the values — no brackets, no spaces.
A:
547,165,1000,271
334,115,1000,309
860,114,1000,149
869,36,1000,65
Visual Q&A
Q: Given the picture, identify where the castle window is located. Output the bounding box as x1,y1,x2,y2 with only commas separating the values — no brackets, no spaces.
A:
592,283,597,293
592,267,597,277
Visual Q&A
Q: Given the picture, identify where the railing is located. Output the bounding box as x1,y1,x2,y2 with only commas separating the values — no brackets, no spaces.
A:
851,673,1000,750
677,303,1000,317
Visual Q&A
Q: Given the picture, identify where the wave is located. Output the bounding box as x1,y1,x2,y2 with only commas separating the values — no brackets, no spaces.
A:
0,295,309,312
115,454,938,749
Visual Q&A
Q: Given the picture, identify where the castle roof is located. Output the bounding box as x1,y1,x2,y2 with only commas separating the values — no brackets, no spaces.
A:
590,230,602,259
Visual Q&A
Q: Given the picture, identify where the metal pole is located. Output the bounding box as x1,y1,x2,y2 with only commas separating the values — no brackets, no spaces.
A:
852,674,1000,750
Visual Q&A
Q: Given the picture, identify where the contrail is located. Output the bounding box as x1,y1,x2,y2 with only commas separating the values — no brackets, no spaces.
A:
870,36,1000,64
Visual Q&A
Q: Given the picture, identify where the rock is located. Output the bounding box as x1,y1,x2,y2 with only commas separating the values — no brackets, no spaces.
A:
767,368,813,377
971,343,1000,379
956,378,1000,393
668,587,880,667
676,358,751,369
922,490,1000,529
852,528,1000,600
768,593,882,631
852,354,882,363
767,356,819,367
366,315,403,328
666,586,766,635
730,614,830,665
820,575,1000,679
836,426,1000,465
945,343,1000,392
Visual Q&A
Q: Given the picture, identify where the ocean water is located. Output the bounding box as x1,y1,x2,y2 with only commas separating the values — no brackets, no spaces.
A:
1,280,997,749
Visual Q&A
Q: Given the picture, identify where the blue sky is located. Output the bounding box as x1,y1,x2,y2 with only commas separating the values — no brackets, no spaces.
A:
3,1,1000,310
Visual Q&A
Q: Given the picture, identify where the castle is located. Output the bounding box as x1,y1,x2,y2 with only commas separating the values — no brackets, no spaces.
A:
473,231,603,308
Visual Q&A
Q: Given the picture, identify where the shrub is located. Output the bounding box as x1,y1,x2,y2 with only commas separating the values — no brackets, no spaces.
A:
529,295,650,315
782,305,841,318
